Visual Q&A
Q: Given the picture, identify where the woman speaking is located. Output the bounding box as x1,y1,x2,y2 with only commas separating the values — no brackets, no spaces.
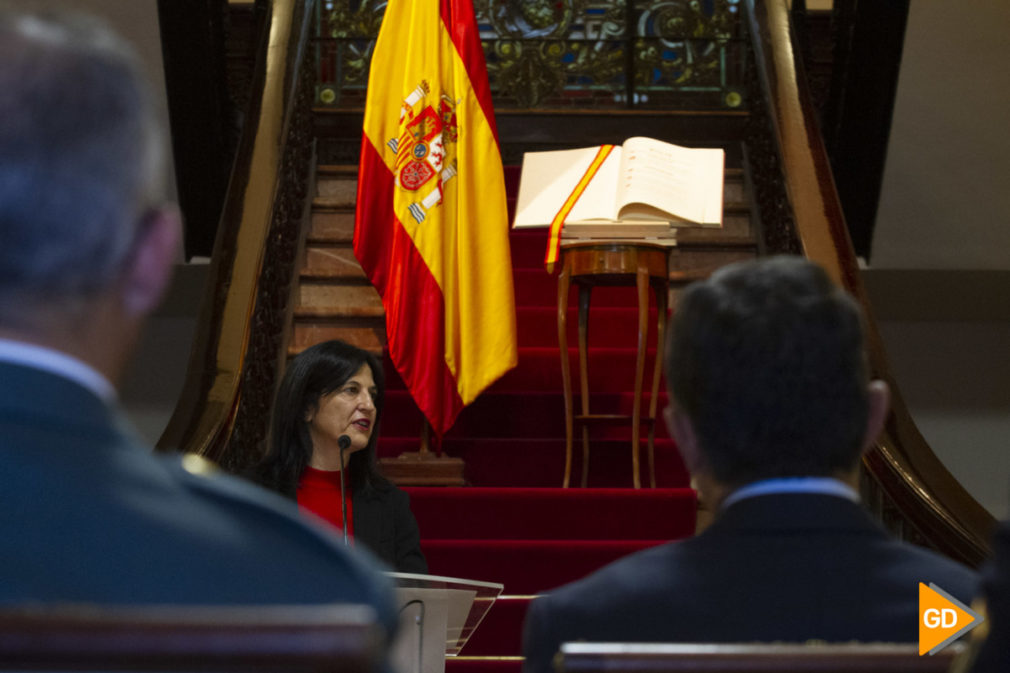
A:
253,340,427,574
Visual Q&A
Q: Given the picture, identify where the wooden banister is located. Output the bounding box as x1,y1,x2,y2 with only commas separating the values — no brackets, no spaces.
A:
745,0,994,565
157,0,317,472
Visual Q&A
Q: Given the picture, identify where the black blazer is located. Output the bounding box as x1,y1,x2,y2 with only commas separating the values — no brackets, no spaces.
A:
271,468,427,574
522,492,979,673
354,484,428,574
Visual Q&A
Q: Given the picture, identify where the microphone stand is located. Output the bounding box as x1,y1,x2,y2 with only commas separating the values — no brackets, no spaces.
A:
337,434,351,546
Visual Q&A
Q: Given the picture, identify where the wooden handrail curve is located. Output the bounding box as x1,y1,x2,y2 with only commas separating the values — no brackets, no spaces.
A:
745,0,994,565
157,0,317,471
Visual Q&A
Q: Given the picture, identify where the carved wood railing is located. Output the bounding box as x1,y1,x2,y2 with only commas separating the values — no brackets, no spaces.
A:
157,0,317,473
744,0,994,566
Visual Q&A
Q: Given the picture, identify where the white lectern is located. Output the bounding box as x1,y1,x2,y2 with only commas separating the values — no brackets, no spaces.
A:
387,572,504,673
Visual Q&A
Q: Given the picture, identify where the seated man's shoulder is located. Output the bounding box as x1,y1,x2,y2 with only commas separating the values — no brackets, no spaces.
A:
878,535,980,602
522,541,694,673
165,453,288,510
536,539,690,615
2,439,398,622
158,452,361,558
123,451,397,610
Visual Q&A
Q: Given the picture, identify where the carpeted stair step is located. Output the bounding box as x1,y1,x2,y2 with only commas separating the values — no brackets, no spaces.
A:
506,230,549,270
381,390,671,440
459,596,531,656
382,347,668,394
404,488,696,541
420,539,667,595
517,306,665,348
495,346,666,392
378,438,689,488
515,269,670,308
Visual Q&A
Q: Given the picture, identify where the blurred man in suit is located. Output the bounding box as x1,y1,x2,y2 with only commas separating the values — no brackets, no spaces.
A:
522,256,978,673
0,5,397,637
968,521,1010,671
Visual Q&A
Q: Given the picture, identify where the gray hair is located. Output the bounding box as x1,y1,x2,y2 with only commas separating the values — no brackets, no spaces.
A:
0,7,165,321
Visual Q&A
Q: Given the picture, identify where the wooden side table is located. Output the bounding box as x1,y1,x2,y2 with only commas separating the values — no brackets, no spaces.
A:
557,241,672,488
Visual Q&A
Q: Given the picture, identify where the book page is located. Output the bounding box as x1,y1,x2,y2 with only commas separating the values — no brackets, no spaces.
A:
513,146,622,228
615,136,724,226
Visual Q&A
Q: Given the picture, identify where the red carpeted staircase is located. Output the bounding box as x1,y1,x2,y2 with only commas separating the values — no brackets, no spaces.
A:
403,486,695,672
373,208,698,673
296,166,699,672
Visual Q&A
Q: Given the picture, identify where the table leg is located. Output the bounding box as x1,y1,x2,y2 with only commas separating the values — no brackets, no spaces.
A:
558,263,573,488
649,278,668,488
578,285,592,487
632,261,649,489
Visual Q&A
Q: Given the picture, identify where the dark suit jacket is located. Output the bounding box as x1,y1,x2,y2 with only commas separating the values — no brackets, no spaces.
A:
354,485,428,574
970,520,1010,672
0,361,398,638
522,492,979,673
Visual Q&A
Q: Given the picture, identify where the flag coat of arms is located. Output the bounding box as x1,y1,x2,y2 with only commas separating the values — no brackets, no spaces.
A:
354,0,518,436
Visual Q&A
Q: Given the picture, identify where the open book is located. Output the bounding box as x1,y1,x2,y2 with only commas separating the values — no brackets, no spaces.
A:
512,136,725,233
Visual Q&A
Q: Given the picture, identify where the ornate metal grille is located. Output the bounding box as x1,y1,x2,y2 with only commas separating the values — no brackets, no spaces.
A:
315,0,747,110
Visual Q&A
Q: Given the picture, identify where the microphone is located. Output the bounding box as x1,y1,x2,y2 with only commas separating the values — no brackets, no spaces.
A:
337,434,351,545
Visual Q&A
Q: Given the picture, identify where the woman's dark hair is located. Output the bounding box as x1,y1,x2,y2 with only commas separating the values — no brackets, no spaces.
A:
254,340,389,497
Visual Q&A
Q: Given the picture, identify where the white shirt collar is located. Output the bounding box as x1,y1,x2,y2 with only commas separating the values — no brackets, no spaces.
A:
0,337,116,403
721,476,860,511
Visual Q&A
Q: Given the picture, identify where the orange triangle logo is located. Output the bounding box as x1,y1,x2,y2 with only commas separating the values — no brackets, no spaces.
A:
918,582,983,655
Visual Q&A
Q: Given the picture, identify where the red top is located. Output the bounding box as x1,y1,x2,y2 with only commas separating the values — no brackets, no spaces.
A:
297,466,354,538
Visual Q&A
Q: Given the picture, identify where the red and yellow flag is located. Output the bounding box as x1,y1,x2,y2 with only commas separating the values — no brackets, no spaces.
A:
354,0,517,436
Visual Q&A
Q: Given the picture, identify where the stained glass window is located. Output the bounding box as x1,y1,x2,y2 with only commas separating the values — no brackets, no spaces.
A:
315,0,746,110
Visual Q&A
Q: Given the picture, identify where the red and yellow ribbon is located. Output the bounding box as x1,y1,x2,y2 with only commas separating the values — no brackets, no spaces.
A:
544,144,615,273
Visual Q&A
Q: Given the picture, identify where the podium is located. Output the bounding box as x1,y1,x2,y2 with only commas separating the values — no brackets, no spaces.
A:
387,572,504,673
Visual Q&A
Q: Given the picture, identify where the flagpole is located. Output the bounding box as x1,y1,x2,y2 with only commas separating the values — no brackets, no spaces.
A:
419,418,431,457
378,417,465,485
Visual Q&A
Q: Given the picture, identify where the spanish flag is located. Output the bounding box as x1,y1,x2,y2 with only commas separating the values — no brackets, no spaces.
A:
354,0,518,436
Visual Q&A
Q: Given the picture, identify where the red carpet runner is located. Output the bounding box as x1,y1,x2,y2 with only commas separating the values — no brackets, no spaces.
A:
377,173,697,673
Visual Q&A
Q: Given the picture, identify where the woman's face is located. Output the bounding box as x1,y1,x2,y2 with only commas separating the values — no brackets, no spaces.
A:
305,363,378,465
